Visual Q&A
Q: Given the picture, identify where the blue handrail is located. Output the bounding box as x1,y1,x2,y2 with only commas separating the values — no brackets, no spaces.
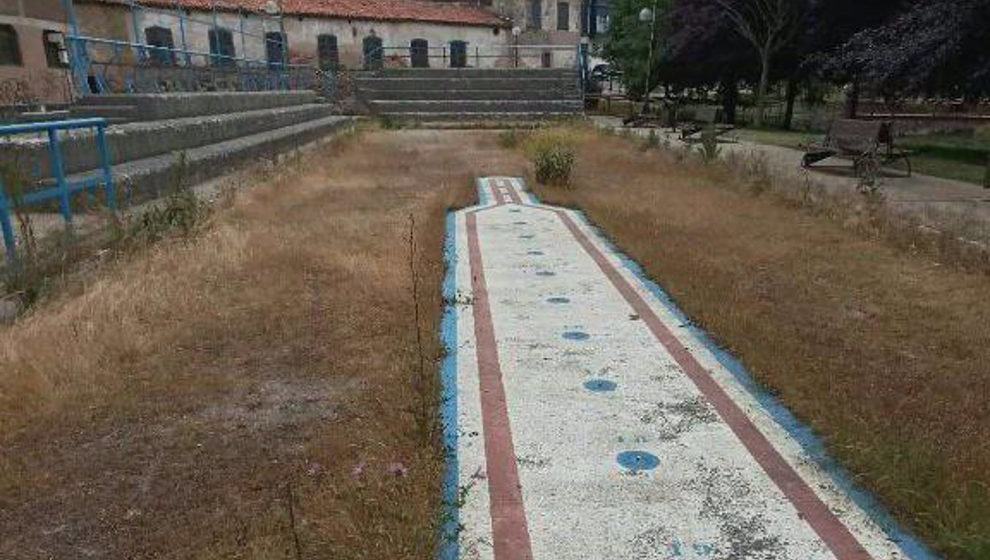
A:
0,118,116,265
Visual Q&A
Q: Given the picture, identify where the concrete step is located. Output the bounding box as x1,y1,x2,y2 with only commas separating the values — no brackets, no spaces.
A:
353,77,579,92
372,68,579,79
360,88,581,101
63,115,355,205
372,100,582,114
69,105,139,123
386,112,581,123
75,90,318,121
4,103,336,178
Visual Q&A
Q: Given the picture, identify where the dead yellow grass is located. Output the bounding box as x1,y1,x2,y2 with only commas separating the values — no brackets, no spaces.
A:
0,128,526,558
529,130,990,560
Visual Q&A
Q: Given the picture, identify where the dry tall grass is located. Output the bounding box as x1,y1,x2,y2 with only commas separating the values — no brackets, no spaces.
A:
529,128,990,560
0,129,526,558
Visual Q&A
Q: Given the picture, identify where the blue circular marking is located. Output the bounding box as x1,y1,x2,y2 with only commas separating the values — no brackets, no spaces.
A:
617,451,660,472
546,297,570,304
584,379,617,392
528,250,544,256
536,270,556,277
562,331,589,341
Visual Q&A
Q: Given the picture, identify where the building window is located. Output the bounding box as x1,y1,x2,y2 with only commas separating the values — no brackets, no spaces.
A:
363,35,383,70
528,0,542,30
0,24,22,66
449,40,467,68
317,34,338,70
541,51,552,68
43,30,67,68
144,26,175,66
265,31,287,67
410,38,429,68
208,27,235,66
557,2,570,31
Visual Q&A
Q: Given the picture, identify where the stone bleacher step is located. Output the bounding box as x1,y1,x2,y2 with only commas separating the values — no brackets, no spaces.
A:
63,115,355,205
10,103,336,178
361,89,581,101
353,77,577,92
68,104,139,124
387,112,581,123
374,100,583,114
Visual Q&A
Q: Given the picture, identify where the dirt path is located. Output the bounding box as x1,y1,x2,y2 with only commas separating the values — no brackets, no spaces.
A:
447,177,937,560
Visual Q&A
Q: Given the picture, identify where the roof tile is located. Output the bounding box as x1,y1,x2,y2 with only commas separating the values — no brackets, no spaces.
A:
90,0,507,27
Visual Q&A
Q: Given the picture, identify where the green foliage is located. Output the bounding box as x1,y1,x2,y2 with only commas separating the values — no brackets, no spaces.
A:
696,126,722,163
641,129,661,151
534,145,575,187
601,0,673,100
129,152,206,242
523,130,578,187
379,115,401,130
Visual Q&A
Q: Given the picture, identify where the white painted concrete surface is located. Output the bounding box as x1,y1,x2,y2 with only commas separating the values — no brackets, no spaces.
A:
448,177,934,560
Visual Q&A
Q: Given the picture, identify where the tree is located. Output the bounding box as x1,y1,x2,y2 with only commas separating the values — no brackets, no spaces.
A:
833,0,990,100
602,0,674,100
711,0,806,126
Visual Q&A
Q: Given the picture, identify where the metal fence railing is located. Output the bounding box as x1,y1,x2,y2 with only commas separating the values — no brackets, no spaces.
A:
0,118,115,264
362,44,583,71
62,0,330,98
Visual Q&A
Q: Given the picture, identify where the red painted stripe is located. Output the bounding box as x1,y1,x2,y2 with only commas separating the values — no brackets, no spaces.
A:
504,179,524,205
490,178,506,206
552,209,873,560
466,210,534,560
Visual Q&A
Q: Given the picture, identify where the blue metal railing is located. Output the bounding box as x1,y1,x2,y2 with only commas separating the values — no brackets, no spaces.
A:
60,0,330,98
0,118,115,264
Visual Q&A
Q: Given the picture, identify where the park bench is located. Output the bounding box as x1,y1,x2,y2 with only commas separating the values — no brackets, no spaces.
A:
801,119,912,177
678,122,735,143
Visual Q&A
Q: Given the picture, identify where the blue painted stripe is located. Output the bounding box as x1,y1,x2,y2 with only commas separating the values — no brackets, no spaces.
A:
518,178,939,560
438,211,460,560
476,177,491,206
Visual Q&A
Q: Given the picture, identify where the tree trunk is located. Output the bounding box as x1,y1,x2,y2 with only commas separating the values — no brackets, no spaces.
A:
720,77,739,125
782,77,798,130
754,50,770,128
844,79,860,119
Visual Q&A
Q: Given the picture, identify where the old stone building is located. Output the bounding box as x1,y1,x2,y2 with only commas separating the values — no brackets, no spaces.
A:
0,0,73,106
0,0,607,108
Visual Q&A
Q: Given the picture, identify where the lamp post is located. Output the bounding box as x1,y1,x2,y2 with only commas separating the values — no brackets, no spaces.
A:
512,26,521,68
639,0,658,114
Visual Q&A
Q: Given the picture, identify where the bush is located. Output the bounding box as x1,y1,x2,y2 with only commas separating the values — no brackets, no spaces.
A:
521,128,581,187
534,145,575,186
697,126,722,163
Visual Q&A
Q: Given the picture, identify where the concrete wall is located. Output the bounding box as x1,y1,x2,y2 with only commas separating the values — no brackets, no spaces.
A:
491,0,581,68
122,7,512,70
0,1,73,106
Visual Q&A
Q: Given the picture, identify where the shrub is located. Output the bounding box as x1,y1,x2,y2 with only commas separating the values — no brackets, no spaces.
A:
697,126,722,163
533,144,575,186
641,129,661,151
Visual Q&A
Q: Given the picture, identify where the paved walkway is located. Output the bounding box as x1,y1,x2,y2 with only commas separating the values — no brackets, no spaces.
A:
590,116,990,245
443,177,937,560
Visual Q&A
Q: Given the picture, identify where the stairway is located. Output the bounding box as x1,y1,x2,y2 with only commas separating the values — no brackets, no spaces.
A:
354,68,583,125
6,91,353,204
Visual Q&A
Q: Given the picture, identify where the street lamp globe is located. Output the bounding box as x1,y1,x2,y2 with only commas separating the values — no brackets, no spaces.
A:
511,26,522,37
639,7,652,22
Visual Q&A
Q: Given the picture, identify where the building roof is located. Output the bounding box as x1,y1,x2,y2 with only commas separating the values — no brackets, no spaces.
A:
89,0,508,27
